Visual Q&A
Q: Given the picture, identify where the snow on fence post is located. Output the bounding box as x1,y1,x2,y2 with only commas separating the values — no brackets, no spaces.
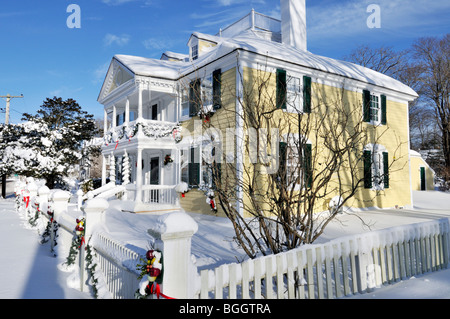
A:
37,185,50,224
148,212,199,299
51,190,71,221
80,198,109,292
76,189,83,211
37,185,50,207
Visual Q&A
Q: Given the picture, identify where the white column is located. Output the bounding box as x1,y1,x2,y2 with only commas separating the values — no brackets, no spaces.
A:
138,85,143,120
103,109,108,137
101,154,107,186
109,154,116,184
112,105,117,128
125,97,130,124
135,147,143,202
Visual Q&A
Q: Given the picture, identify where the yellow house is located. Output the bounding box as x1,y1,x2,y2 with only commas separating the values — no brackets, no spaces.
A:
410,150,435,191
97,0,418,216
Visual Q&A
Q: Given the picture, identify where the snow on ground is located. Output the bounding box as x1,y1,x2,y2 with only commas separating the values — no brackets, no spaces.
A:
0,183,450,299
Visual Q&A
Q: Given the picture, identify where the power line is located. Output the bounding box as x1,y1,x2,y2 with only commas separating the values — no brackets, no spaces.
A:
0,94,23,125
1,93,24,198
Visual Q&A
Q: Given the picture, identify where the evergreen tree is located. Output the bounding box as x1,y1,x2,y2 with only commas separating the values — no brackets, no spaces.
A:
0,97,99,189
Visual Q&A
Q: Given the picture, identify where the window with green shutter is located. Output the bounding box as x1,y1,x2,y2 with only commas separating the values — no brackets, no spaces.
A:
279,140,312,189
276,69,287,110
383,151,389,188
212,69,222,110
303,143,312,188
363,150,372,189
188,147,200,187
363,90,386,125
189,79,201,117
381,95,387,125
278,141,288,182
363,90,371,123
303,76,311,113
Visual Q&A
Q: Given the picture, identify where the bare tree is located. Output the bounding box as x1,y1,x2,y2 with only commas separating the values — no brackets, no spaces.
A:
343,45,410,80
191,62,404,258
410,34,450,189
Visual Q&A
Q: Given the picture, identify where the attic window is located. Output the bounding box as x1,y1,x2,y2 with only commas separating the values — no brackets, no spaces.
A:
192,44,198,60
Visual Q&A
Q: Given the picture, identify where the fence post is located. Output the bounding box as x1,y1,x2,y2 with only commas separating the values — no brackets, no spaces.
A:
26,179,38,219
51,190,71,218
37,185,50,212
148,212,198,299
80,198,109,292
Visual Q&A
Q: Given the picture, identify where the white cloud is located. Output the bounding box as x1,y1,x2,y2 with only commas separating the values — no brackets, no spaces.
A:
142,37,180,53
101,0,136,6
307,0,450,39
103,33,130,47
93,62,110,85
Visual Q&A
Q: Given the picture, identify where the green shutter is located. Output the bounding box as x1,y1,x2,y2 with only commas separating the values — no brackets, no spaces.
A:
278,142,287,179
363,90,371,123
303,143,312,188
420,167,426,191
364,150,372,189
303,76,311,113
189,79,201,117
213,69,222,109
188,147,200,187
383,152,389,188
276,69,287,109
381,95,387,125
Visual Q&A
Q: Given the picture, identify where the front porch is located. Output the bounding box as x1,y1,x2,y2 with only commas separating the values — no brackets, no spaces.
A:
100,141,182,213
97,57,184,213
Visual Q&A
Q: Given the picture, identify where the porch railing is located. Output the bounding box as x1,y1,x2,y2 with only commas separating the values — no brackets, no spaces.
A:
126,184,178,206
142,185,178,206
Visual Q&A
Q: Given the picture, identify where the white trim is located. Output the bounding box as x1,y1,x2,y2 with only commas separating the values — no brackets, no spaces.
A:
235,53,244,217
237,50,416,104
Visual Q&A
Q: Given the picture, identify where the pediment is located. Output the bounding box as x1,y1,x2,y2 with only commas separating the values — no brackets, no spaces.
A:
98,58,135,103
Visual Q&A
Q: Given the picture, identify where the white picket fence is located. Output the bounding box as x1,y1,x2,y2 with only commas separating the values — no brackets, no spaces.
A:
196,219,450,299
14,179,450,299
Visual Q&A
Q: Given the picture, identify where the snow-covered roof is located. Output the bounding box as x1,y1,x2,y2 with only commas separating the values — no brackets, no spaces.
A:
114,54,185,80
113,29,418,99
160,51,188,62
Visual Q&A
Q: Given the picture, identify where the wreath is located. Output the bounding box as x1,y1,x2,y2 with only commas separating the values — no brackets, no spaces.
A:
135,250,173,299
164,154,173,166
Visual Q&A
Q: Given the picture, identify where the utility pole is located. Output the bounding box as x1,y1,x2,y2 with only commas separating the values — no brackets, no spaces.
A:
1,94,23,198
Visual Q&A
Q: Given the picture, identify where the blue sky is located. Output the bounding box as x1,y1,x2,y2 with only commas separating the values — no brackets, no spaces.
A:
0,0,449,124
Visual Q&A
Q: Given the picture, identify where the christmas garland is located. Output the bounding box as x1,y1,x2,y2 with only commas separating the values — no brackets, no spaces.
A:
40,209,59,256
135,249,173,299
104,122,182,146
64,217,86,266
85,243,99,299
28,201,41,227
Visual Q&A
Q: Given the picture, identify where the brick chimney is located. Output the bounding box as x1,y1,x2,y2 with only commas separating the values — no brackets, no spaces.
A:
281,0,307,52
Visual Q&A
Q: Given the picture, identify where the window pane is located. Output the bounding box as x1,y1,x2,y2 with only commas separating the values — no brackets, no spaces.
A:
202,76,213,107
181,88,189,117
287,77,301,112
370,95,380,122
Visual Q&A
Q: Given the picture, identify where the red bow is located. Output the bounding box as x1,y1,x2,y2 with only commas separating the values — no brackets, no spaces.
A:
149,283,175,299
24,196,30,208
78,236,85,249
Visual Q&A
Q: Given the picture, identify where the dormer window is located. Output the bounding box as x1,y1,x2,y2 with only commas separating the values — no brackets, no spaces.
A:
191,44,198,61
